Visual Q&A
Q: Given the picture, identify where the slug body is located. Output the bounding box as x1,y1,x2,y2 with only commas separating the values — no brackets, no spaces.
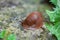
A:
21,11,43,30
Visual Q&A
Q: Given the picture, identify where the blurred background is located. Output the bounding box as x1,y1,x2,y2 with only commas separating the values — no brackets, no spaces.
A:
0,0,56,40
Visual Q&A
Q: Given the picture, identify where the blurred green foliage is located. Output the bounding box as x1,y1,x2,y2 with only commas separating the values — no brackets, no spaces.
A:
0,29,6,38
50,0,57,5
0,30,16,40
46,0,60,40
7,34,16,40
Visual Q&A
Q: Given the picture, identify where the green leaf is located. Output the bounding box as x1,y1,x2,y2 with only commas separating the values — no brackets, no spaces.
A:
54,22,60,40
50,0,57,5
7,34,16,40
0,29,6,38
45,0,60,40
45,23,55,34
45,22,60,40
46,10,56,22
